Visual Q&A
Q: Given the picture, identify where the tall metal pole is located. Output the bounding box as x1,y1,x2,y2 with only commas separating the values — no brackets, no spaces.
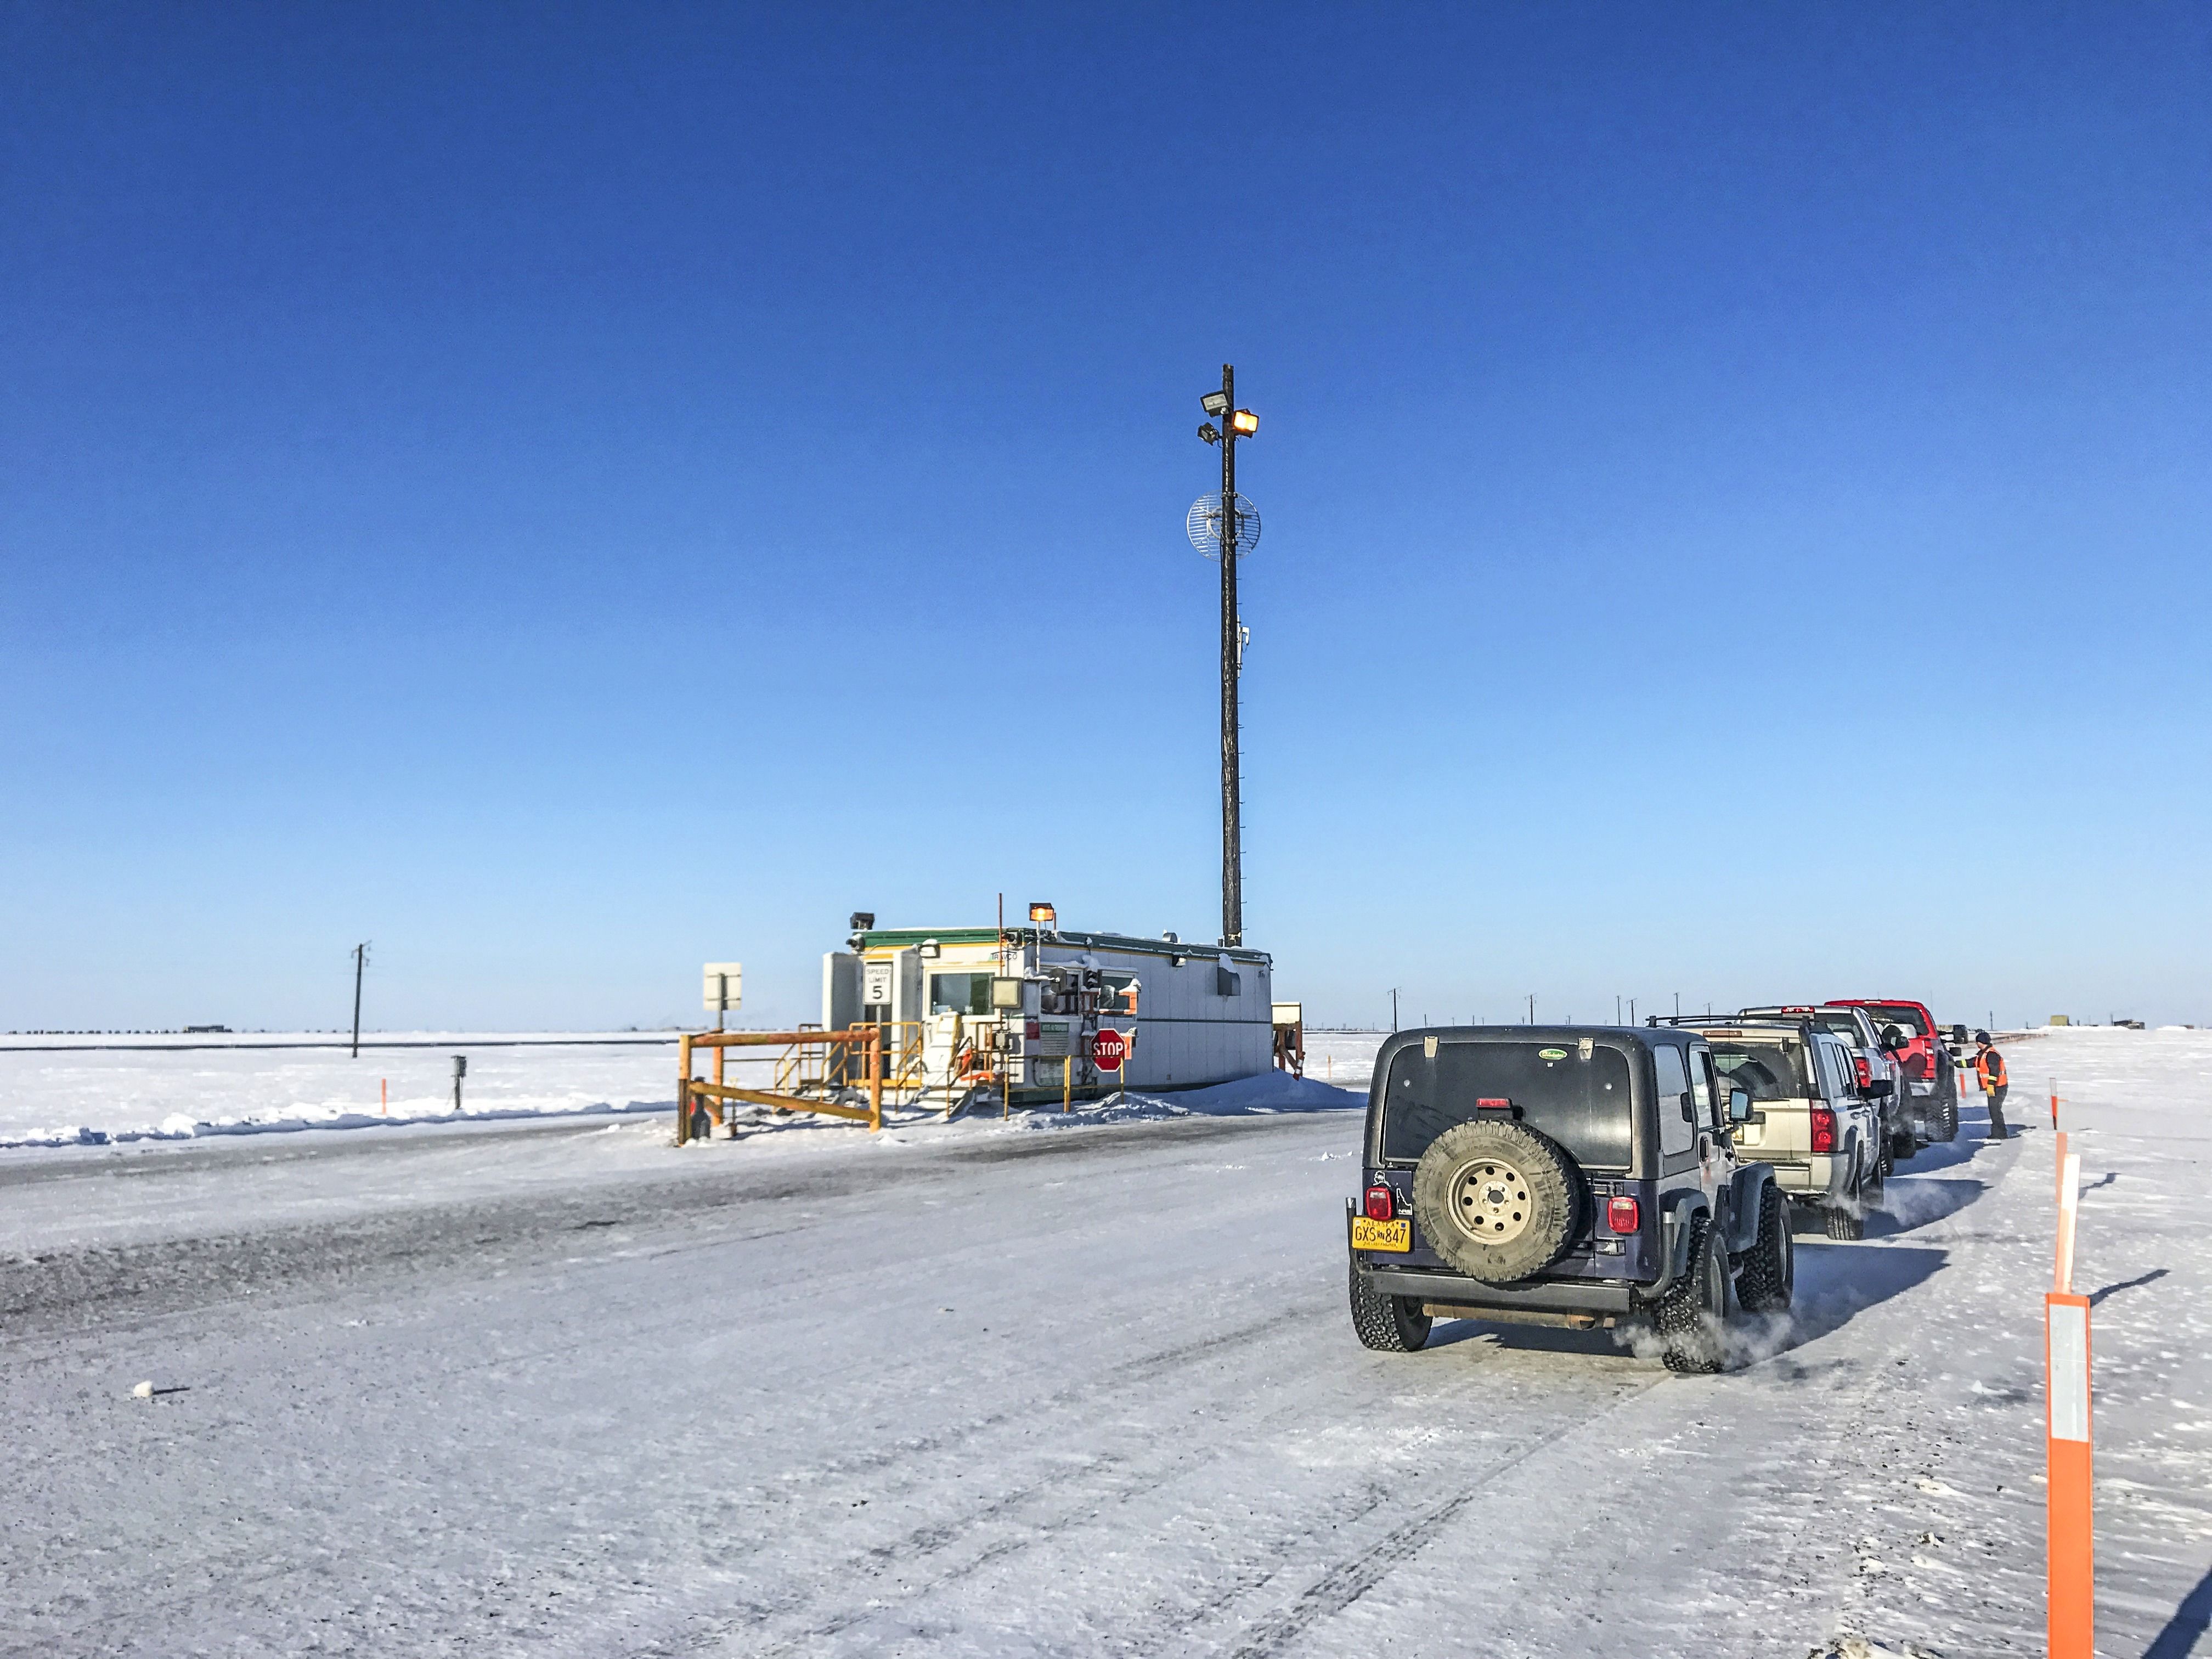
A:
1218,363,1242,948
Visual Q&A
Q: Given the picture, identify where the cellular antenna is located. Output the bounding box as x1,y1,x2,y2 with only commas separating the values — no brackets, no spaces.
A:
1189,363,1261,947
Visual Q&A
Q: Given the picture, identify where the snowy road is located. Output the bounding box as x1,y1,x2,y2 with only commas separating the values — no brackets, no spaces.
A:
4,1029,2209,1657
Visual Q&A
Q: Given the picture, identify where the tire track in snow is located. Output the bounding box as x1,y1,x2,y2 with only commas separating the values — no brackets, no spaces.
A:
1214,1377,1663,1658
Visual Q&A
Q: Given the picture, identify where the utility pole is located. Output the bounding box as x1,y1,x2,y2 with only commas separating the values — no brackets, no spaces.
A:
1390,988,1399,1032
1527,994,1536,1025
1195,366,1257,948
350,941,370,1059
1674,991,1681,1018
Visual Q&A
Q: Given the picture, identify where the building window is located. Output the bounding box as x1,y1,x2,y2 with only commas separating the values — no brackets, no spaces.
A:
929,973,993,1015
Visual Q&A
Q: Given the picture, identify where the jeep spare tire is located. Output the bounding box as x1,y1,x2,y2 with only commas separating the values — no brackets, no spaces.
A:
1411,1119,1583,1282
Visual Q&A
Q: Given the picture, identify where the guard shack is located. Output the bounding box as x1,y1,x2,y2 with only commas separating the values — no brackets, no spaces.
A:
825,918,1274,1109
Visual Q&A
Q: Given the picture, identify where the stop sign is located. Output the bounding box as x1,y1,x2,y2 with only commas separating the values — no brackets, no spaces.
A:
1091,1028,1127,1072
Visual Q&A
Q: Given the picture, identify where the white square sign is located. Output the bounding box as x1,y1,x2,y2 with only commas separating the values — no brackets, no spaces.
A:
862,960,895,1007
702,963,743,1011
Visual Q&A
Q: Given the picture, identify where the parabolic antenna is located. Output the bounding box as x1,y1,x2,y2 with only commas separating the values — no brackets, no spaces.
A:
1187,492,1261,560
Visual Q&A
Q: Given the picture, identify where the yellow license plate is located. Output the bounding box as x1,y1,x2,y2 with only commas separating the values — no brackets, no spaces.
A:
1350,1216,1410,1252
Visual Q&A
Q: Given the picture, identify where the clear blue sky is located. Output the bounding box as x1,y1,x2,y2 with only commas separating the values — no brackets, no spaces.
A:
5,4,2208,1032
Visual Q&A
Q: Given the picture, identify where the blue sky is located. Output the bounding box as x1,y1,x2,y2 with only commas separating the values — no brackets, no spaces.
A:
4,3,2208,1032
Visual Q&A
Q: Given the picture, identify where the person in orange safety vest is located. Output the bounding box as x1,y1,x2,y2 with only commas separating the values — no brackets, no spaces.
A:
1973,1030,2010,1139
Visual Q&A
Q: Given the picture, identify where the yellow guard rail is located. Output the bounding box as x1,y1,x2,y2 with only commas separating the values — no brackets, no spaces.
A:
676,1027,884,1144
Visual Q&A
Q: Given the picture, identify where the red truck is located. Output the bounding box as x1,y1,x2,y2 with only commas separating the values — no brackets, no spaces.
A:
1824,999,1958,1142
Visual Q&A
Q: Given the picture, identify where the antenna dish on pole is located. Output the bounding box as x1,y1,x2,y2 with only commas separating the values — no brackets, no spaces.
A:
1187,492,1260,559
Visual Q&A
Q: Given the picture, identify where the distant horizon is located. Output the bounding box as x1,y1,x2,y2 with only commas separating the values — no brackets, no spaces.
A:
2,1015,2172,1042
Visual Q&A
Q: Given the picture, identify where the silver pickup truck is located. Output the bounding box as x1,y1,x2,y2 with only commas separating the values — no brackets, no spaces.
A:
1667,1018,1885,1239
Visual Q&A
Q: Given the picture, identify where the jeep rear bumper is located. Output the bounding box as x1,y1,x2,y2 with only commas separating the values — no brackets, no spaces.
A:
1355,1264,1650,1319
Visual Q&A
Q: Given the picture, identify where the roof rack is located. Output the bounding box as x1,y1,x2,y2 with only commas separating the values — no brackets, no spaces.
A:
1646,1013,1814,1032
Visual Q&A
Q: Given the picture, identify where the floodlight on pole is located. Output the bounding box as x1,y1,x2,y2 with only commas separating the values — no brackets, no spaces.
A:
1201,391,1231,417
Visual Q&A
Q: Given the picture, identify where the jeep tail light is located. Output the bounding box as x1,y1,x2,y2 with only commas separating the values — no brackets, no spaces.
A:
1810,1106,1836,1153
1605,1195,1640,1234
1852,1055,1871,1088
1364,1185,1395,1222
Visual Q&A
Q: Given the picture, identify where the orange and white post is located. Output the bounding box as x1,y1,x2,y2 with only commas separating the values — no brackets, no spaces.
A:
2046,1142,2092,1658
2054,1147,2081,1295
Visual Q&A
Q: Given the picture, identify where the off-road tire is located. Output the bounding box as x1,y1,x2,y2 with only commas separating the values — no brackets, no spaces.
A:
1657,1214,1730,1373
1823,1198,1865,1240
1736,1184,1794,1313
1936,1079,1960,1142
1889,1124,1916,1165
1410,1120,1582,1282
1348,1262,1431,1352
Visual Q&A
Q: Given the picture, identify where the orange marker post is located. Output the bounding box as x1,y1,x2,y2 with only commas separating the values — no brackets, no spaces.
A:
2055,1150,2081,1294
2045,1290,2095,1658
2053,1130,2068,1209
380,1079,387,1115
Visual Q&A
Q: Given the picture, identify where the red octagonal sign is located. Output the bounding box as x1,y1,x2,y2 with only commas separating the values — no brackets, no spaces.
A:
1091,1028,1127,1072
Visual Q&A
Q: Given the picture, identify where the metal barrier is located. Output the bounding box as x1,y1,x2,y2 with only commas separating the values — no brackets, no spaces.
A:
676,1027,883,1144
768,1021,926,1098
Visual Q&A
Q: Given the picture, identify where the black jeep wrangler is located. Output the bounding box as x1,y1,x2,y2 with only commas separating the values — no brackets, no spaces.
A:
1347,1025,1793,1373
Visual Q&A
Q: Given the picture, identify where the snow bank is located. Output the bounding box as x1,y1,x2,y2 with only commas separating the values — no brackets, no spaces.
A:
4,1097,675,1149
0,1033,680,1148
1015,1068,1362,1129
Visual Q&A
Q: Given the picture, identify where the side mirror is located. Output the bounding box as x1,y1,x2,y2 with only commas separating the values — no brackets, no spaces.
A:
1861,1079,1893,1099
1952,1024,1969,1045
1728,1087,1752,1122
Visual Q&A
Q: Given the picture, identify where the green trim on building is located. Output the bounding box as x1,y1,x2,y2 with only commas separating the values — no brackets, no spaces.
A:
858,927,1269,966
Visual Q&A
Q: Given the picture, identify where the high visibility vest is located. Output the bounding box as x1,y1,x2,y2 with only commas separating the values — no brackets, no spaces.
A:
1976,1049,2007,1090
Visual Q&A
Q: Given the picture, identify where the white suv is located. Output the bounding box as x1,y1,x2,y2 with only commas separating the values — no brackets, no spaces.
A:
1672,1019,1884,1240
1739,1004,1914,1165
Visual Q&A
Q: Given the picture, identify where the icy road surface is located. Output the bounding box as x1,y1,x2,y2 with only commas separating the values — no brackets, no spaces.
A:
3,1027,2209,1657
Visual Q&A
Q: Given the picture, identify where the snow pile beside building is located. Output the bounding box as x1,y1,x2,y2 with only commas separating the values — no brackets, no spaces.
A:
1019,1068,1362,1128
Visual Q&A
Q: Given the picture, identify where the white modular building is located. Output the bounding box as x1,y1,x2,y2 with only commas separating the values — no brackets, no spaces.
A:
823,921,1273,1104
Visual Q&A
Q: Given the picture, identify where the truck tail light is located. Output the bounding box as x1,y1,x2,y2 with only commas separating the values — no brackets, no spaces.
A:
1363,1185,1395,1222
1605,1195,1640,1234
1810,1106,1836,1153
1852,1055,1871,1088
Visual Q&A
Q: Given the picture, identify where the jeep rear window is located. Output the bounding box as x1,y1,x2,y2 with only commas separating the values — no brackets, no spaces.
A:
1380,1041,1633,1170
1711,1041,1813,1101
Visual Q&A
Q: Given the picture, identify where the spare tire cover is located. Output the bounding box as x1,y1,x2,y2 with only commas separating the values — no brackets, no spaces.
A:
1411,1119,1583,1283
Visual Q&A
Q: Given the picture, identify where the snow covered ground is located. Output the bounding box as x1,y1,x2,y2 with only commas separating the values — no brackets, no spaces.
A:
1,1025,2205,1656
0,1032,683,1147
0,1032,1383,1149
